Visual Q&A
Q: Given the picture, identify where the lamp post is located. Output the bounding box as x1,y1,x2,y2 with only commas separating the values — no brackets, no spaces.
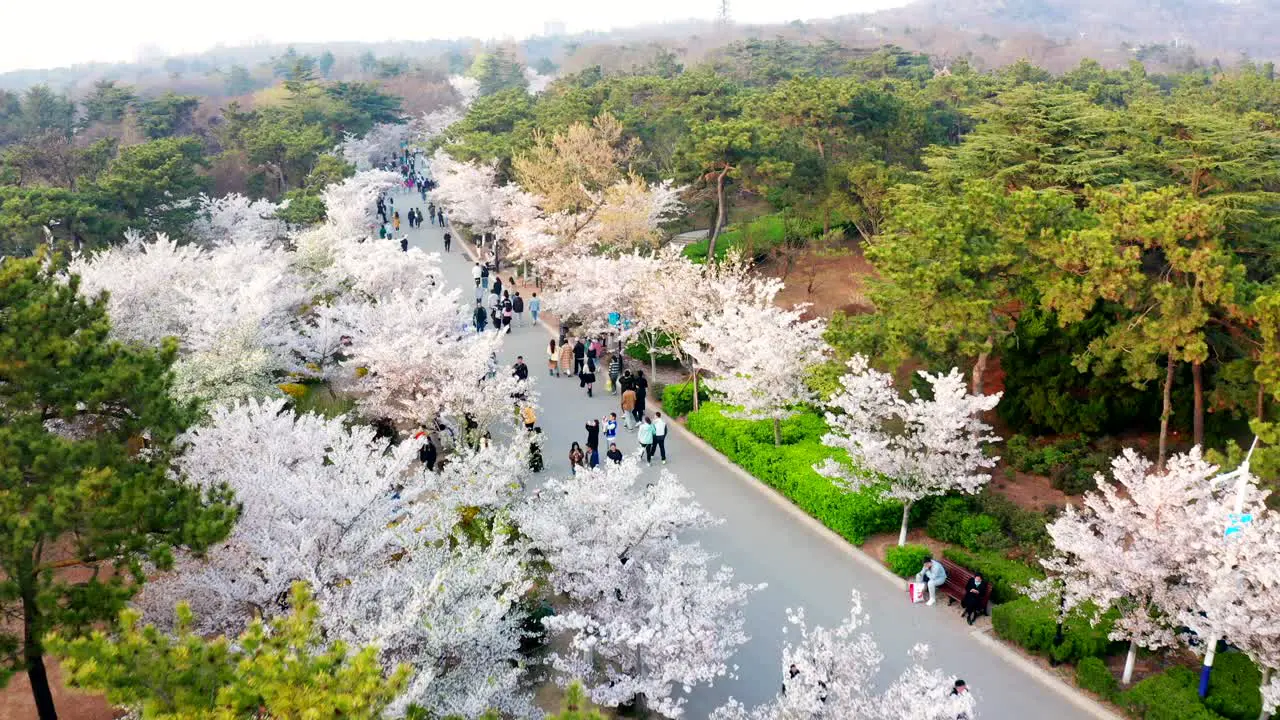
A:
1199,437,1260,699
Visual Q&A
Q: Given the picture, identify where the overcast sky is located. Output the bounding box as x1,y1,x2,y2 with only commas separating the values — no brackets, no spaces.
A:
0,0,911,74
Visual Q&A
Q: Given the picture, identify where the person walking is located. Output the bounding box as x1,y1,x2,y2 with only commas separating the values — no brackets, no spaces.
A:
443,231,452,252
512,292,525,326
378,223,387,240
606,442,623,464
546,339,560,377
512,355,529,382
492,276,503,300
428,202,436,225
621,384,637,430
558,340,575,377
393,212,400,232
417,432,437,471
480,263,490,290
632,370,649,425
502,295,513,333
521,404,537,431
529,293,541,325
490,306,502,334
637,416,656,466
580,362,596,398
572,338,586,376
608,353,622,395
472,262,482,285
473,300,487,332
585,419,601,468
568,442,585,475
400,236,408,252
653,412,669,464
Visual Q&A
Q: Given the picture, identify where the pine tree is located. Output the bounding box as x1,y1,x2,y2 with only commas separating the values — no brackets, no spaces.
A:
0,253,237,720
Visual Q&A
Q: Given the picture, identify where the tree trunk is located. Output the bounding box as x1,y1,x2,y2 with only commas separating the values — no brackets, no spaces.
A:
898,502,912,546
971,341,993,396
1122,641,1137,685
1258,384,1267,421
1158,355,1176,473
23,577,57,720
772,417,782,446
691,368,701,412
1260,667,1273,720
649,349,657,381
1192,361,1204,449
707,169,728,260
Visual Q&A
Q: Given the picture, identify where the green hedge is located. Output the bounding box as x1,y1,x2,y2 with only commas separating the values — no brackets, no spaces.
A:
1203,652,1263,720
661,381,710,418
942,548,1044,604
1121,667,1228,720
685,404,904,545
1075,657,1118,700
990,597,1116,664
886,544,932,578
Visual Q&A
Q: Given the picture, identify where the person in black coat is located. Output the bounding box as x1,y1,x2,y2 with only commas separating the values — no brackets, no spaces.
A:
572,339,586,376
632,370,649,423
513,356,529,381
961,575,988,624
584,419,601,467
418,435,437,470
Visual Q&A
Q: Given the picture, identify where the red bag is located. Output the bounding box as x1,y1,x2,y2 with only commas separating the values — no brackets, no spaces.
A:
908,582,925,603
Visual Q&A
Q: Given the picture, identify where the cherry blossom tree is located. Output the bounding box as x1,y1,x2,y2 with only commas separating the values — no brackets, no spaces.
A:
711,591,977,720
319,169,402,239
516,458,762,717
816,355,1002,546
448,75,481,106
430,149,503,231
189,193,288,248
138,399,536,717
337,123,412,171
686,297,828,445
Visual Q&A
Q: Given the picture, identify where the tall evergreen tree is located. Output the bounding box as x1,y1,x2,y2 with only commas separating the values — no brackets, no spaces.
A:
0,253,237,720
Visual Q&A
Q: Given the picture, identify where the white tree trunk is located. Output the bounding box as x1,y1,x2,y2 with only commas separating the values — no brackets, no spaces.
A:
1260,667,1272,720
898,503,911,546
1122,641,1138,684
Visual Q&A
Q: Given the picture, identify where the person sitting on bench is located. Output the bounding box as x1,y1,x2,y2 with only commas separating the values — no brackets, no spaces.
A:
914,557,948,606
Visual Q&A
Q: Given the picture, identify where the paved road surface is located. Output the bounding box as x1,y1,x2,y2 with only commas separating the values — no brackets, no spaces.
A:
392,189,1099,719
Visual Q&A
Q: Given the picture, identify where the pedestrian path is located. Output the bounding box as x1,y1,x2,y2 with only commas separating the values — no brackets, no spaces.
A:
392,189,1105,719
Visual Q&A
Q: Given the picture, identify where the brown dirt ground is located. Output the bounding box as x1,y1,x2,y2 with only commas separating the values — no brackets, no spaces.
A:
990,469,1071,512
0,662,120,720
760,244,877,319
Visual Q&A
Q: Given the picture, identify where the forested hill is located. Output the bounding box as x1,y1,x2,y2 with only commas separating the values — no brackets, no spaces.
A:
868,0,1280,62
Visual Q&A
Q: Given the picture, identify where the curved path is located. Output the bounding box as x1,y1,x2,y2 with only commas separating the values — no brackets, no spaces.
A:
393,189,1111,720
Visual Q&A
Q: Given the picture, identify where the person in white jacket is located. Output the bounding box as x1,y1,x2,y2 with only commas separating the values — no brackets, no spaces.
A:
913,557,948,606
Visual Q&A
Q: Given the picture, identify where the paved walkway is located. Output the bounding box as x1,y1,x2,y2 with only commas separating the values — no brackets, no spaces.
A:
393,189,1104,719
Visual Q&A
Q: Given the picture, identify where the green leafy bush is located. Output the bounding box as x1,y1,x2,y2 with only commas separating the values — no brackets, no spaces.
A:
682,214,789,264
972,491,1053,554
1204,652,1263,720
1122,667,1228,720
926,497,970,544
958,514,1008,551
624,340,681,367
1003,434,1111,495
885,544,932,578
685,404,904,545
990,597,1115,664
661,381,710,418
1075,657,1118,700
941,548,1044,604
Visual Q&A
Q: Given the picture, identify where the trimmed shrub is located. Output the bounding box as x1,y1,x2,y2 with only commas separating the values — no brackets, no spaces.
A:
1204,652,1263,720
990,597,1114,664
958,514,1008,552
685,403,904,545
1122,667,1228,720
661,381,710,418
1075,657,1118,700
885,544,932,578
942,548,1044,604
625,340,681,367
926,497,970,544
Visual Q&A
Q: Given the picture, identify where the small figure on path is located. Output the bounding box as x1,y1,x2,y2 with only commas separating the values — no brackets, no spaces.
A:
572,338,586,376
631,370,649,424
512,355,529,382
913,556,948,606
529,428,544,472
606,442,623,464
547,339,560,377
585,419,601,468
393,211,400,232
608,352,622,395
472,263,482,285
512,292,524,326
473,300,487,332
580,363,596,397
620,378,637,429
443,231,452,252
653,412,669,464
400,236,408,252
568,442,585,475
428,202,436,224
502,295,513,333
529,293,541,325
558,341,575,377
604,412,618,442
521,405,537,431
416,432,437,471
637,416,656,466
480,263,490,290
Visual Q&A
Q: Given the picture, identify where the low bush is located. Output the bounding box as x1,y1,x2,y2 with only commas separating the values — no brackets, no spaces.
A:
1075,657,1118,700
1204,652,1263,720
925,498,970,544
661,381,711,418
685,404,905,544
1003,434,1112,495
624,341,681,367
941,548,1044,604
958,514,1008,552
972,490,1053,554
990,596,1115,664
885,544,932,578
1121,667,1228,720
682,214,789,265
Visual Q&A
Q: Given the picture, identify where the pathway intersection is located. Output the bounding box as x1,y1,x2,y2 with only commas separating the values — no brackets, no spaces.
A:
393,188,1109,719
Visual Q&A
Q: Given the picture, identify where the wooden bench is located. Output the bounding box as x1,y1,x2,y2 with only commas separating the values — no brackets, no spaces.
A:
938,558,991,616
